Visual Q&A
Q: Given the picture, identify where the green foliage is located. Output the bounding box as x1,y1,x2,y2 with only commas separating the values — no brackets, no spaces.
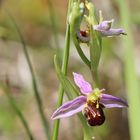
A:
0,102,16,133
54,55,79,99
69,1,91,67
117,1,140,140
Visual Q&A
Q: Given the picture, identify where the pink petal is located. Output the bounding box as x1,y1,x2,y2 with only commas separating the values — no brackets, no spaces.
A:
93,20,126,37
94,20,113,31
73,72,93,95
100,94,128,108
99,28,127,37
51,96,86,120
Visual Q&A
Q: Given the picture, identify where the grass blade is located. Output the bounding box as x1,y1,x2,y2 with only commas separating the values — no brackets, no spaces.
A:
117,1,140,140
7,14,51,140
4,82,35,140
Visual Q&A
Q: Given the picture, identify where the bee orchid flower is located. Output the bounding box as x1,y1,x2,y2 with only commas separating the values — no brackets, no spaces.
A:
93,19,127,37
51,72,128,126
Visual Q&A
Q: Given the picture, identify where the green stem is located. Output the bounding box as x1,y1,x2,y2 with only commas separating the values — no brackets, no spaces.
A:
89,27,101,87
117,1,140,140
51,21,71,140
78,114,92,140
51,0,72,139
5,85,35,140
73,36,91,68
84,130,89,140
91,69,99,87
9,16,51,140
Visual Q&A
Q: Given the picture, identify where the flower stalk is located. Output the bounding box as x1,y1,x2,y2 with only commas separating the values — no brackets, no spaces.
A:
51,8,71,140
86,2,102,86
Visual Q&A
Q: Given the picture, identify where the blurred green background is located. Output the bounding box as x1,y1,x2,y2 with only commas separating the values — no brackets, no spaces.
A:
0,0,139,140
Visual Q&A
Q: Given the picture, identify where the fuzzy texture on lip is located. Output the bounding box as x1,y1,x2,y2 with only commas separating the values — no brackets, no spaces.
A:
93,19,127,37
51,72,128,120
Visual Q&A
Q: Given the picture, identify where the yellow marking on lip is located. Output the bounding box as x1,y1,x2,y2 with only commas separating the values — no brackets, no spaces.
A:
96,103,99,108
87,88,102,102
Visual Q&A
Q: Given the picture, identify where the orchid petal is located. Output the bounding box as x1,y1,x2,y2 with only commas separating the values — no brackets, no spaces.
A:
73,72,93,95
93,19,126,37
100,94,128,108
99,28,127,37
51,96,86,120
94,20,114,31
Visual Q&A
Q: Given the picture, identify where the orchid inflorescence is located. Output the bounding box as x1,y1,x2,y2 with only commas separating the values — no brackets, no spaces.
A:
52,0,127,131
